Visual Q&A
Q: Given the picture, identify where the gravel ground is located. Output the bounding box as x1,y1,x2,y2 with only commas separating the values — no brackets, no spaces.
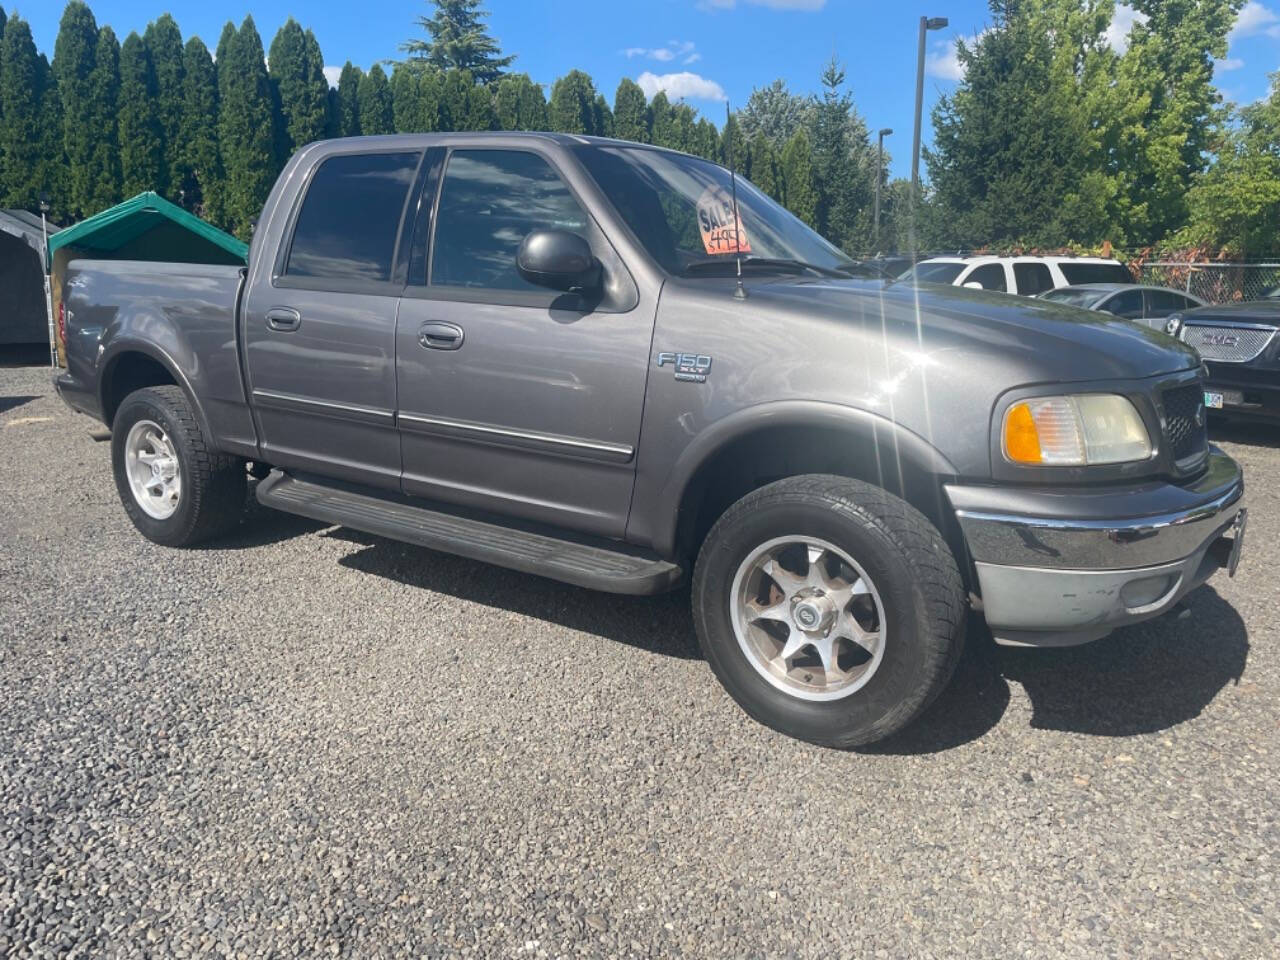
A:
2,352,1277,959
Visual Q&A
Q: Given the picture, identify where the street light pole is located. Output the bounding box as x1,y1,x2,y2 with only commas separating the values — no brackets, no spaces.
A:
910,15,948,252
874,127,892,250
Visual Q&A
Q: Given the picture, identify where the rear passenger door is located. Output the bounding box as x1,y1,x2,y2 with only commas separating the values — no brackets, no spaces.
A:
1144,289,1194,330
394,146,652,538
242,149,423,490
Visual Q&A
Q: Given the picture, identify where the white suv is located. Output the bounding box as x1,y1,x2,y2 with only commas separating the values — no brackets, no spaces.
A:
905,255,1133,296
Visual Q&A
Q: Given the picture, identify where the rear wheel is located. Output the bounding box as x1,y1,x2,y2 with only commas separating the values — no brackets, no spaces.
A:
111,386,245,546
692,475,966,747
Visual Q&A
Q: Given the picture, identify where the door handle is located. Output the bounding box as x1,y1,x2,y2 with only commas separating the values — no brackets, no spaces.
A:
266,307,301,332
418,321,464,350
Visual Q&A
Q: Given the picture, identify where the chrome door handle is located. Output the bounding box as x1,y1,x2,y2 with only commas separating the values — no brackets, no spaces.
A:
265,307,301,332
418,321,464,350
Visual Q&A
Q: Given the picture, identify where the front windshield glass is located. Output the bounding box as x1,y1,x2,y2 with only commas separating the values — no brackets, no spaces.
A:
1039,287,1103,307
574,145,860,277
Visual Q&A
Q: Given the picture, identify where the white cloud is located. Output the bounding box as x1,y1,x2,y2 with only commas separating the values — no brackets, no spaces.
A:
635,70,727,102
699,0,826,10
323,65,342,89
1230,2,1278,41
624,40,698,64
925,39,964,81
1104,4,1149,54
1216,57,1245,71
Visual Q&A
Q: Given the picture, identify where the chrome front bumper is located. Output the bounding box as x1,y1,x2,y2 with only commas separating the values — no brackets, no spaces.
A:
947,451,1246,647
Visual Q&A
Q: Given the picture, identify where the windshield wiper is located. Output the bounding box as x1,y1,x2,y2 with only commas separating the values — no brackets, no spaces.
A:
682,257,856,279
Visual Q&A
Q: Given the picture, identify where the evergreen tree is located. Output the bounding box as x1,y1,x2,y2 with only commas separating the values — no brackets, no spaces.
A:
36,53,69,221
437,68,472,130
810,57,873,251
218,17,277,238
416,69,442,130
649,91,674,147
402,0,514,84
739,79,811,143
85,27,122,213
494,73,544,130
464,80,495,130
780,128,817,227
52,1,99,218
391,65,420,132
178,36,219,215
669,102,696,153
269,19,329,155
719,111,742,167
592,94,613,138
357,64,394,135
336,62,363,136
0,16,42,207
548,70,597,134
118,32,163,196
613,78,648,144
693,118,718,160
747,132,779,200
143,14,184,197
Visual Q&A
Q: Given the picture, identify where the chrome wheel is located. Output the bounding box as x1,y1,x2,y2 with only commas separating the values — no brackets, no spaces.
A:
124,419,182,520
729,536,886,702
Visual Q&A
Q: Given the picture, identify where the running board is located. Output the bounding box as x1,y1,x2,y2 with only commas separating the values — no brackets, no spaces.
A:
256,471,682,595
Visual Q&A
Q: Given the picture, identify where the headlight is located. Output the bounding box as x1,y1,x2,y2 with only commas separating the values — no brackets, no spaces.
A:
1003,394,1152,465
1165,314,1183,337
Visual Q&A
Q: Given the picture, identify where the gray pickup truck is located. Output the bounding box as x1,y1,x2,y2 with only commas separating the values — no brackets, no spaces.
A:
56,133,1247,747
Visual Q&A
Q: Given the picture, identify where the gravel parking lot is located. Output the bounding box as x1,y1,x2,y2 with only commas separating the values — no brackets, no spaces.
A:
2,352,1277,959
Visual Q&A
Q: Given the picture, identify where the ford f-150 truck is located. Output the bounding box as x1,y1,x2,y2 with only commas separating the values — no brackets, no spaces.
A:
56,133,1247,747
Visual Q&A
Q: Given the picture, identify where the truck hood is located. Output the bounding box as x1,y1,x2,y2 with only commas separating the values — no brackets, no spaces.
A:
1182,299,1280,326
747,277,1202,382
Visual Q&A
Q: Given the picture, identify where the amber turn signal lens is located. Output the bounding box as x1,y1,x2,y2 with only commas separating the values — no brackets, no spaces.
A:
1004,402,1042,463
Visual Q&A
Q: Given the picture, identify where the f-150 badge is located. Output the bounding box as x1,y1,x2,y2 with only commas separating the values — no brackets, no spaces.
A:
657,352,713,383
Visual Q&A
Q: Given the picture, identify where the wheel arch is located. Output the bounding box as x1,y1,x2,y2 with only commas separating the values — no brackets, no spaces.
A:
99,340,213,444
656,402,970,583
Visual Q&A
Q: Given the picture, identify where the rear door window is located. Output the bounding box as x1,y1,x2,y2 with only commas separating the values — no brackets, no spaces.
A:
1102,289,1145,318
1147,289,1190,315
1012,262,1054,295
965,263,1007,292
284,151,421,283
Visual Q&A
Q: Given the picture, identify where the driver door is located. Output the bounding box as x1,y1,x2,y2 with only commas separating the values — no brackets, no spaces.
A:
394,147,653,538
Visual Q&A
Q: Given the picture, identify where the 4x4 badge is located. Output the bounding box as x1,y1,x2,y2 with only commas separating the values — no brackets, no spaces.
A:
656,352,713,383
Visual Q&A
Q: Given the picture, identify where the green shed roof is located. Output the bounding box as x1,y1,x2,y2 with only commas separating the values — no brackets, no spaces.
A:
47,191,248,264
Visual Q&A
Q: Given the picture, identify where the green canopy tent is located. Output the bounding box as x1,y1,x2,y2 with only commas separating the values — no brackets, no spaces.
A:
47,192,247,365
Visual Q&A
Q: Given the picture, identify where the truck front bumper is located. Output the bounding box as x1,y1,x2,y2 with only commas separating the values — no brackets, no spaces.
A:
946,450,1246,647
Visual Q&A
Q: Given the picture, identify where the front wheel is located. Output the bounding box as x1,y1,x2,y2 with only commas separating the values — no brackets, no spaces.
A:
692,475,966,747
111,386,246,546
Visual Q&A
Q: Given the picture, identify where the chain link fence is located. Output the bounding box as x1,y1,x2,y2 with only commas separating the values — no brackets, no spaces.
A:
1133,261,1280,305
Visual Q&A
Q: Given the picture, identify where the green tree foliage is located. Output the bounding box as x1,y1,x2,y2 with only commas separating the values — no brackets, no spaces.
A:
780,128,817,227
143,14,184,196
357,64,394,135
592,94,614,138
178,36,219,215
402,0,513,84
613,78,648,144
85,27,122,213
36,53,69,221
218,17,277,238
437,68,472,130
464,80,496,130
269,19,329,156
494,73,545,130
391,66,419,132
548,70,598,134
1,16,46,207
118,32,163,196
336,62,363,137
746,133,779,200
649,91,674,148
53,1,99,217
810,57,873,251
739,79,811,144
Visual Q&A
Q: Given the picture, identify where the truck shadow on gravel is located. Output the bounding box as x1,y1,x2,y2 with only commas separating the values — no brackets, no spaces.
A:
309,527,1249,748
867,586,1249,754
1209,418,1279,449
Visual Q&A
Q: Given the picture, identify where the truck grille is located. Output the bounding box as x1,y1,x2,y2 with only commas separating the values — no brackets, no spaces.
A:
1179,323,1276,362
1162,383,1208,463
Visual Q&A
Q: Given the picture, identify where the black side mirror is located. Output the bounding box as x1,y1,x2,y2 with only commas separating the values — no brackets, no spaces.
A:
516,230,601,293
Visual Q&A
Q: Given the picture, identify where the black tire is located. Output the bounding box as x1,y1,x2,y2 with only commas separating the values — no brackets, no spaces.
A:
692,474,966,748
111,385,246,547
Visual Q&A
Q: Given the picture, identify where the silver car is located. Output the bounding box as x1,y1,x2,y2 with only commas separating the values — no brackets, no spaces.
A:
1038,283,1204,332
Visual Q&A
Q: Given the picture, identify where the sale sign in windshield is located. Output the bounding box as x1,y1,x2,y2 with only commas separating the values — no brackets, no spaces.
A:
696,186,752,256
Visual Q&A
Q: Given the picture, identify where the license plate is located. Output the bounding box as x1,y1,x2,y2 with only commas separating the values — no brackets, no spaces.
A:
1205,391,1223,409
1228,509,1247,577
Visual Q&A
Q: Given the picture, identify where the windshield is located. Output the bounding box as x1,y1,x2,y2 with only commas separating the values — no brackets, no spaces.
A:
1058,262,1132,285
1039,287,1104,307
574,145,859,277
902,262,965,284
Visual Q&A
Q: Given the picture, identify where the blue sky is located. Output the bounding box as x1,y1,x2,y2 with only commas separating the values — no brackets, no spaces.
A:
23,1,1280,180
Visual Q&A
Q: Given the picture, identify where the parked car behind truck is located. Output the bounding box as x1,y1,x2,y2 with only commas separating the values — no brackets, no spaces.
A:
55,133,1247,747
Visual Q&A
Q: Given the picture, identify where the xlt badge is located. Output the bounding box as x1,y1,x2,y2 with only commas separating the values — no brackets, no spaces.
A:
657,352,713,383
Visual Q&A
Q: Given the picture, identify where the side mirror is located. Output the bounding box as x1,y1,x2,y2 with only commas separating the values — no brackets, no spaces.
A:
962,281,983,290
517,230,601,293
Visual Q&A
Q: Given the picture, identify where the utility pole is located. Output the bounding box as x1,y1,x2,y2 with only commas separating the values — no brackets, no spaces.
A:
910,15,948,253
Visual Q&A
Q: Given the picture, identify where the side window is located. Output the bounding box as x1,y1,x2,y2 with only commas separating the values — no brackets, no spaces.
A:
1104,290,1145,318
284,152,421,283
1012,262,1053,295
430,150,590,291
1147,289,1186,315
966,264,1007,292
